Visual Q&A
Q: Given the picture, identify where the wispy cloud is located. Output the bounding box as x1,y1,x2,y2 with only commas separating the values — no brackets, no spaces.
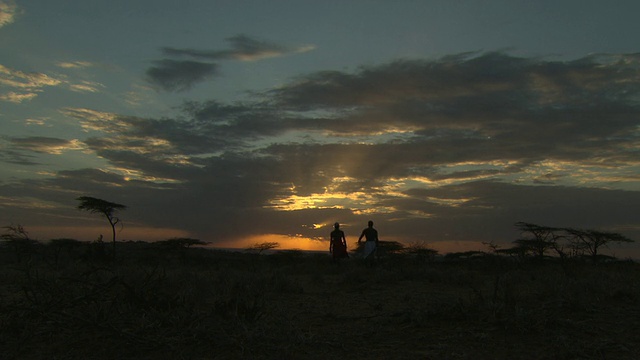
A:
0,65,62,103
25,117,51,126
2,52,639,245
145,59,217,92
0,0,18,29
147,34,315,92
0,91,38,103
75,52,640,193
56,61,94,69
0,63,105,102
60,107,130,133
0,64,62,89
9,136,84,154
68,80,104,93
163,34,315,61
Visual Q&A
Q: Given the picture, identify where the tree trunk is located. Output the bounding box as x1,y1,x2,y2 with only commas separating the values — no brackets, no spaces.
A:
108,217,116,262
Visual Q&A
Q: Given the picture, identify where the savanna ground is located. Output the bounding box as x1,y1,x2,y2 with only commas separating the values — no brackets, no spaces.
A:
1,240,639,359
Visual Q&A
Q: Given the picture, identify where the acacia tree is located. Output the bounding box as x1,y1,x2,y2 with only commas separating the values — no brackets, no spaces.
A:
77,196,127,260
565,228,634,263
1,224,38,262
161,237,206,249
246,242,280,254
514,222,565,259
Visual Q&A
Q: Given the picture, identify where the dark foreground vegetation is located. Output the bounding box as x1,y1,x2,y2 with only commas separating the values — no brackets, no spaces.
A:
1,237,639,360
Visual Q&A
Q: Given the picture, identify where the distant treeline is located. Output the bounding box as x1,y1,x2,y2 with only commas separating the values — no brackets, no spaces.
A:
349,222,635,264
1,221,635,266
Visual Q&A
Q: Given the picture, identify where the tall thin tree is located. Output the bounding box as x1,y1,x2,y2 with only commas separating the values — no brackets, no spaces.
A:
77,196,127,260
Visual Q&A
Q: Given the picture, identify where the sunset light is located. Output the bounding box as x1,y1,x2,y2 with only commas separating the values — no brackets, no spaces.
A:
2,2,640,358
0,0,638,254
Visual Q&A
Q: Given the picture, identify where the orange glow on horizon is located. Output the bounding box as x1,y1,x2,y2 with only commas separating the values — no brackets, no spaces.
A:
216,235,488,254
214,233,330,252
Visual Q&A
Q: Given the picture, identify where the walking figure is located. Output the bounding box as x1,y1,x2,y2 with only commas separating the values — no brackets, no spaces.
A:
358,220,379,260
330,222,349,262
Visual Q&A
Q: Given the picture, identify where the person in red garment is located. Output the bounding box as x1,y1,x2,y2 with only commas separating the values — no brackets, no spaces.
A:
330,222,349,262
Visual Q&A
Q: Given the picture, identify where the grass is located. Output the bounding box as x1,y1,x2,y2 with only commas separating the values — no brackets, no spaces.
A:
1,241,639,359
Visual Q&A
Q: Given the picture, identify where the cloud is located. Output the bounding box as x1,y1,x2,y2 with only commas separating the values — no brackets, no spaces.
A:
0,149,39,165
145,59,217,92
2,52,639,248
60,107,132,133
0,64,62,89
25,117,51,126
267,52,640,164
68,80,104,93
368,179,640,247
0,63,105,102
9,137,84,154
148,34,315,92
0,64,63,101
163,34,315,61
56,61,94,69
0,0,18,28
0,91,38,103
0,136,85,166
70,52,640,195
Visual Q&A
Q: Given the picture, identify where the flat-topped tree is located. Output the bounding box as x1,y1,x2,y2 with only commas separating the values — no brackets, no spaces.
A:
77,196,127,260
246,241,279,254
565,228,635,263
514,222,565,259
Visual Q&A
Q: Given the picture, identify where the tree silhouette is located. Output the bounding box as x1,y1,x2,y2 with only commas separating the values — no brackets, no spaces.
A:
1,224,38,262
77,196,127,261
160,237,206,249
512,222,635,263
246,242,279,254
514,222,566,259
565,228,634,263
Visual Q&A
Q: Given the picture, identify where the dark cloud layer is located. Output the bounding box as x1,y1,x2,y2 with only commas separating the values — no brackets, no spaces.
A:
0,136,80,165
163,34,292,61
9,136,74,152
145,59,217,92
147,34,313,92
2,52,639,250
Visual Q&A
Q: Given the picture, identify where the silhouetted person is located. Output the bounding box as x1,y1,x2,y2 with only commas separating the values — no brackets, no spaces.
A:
358,220,378,261
330,222,348,262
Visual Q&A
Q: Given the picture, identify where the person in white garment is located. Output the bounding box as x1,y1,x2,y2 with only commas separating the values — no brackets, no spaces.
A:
358,220,379,260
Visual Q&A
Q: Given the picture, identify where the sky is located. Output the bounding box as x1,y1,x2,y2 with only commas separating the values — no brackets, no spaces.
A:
1,0,639,255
